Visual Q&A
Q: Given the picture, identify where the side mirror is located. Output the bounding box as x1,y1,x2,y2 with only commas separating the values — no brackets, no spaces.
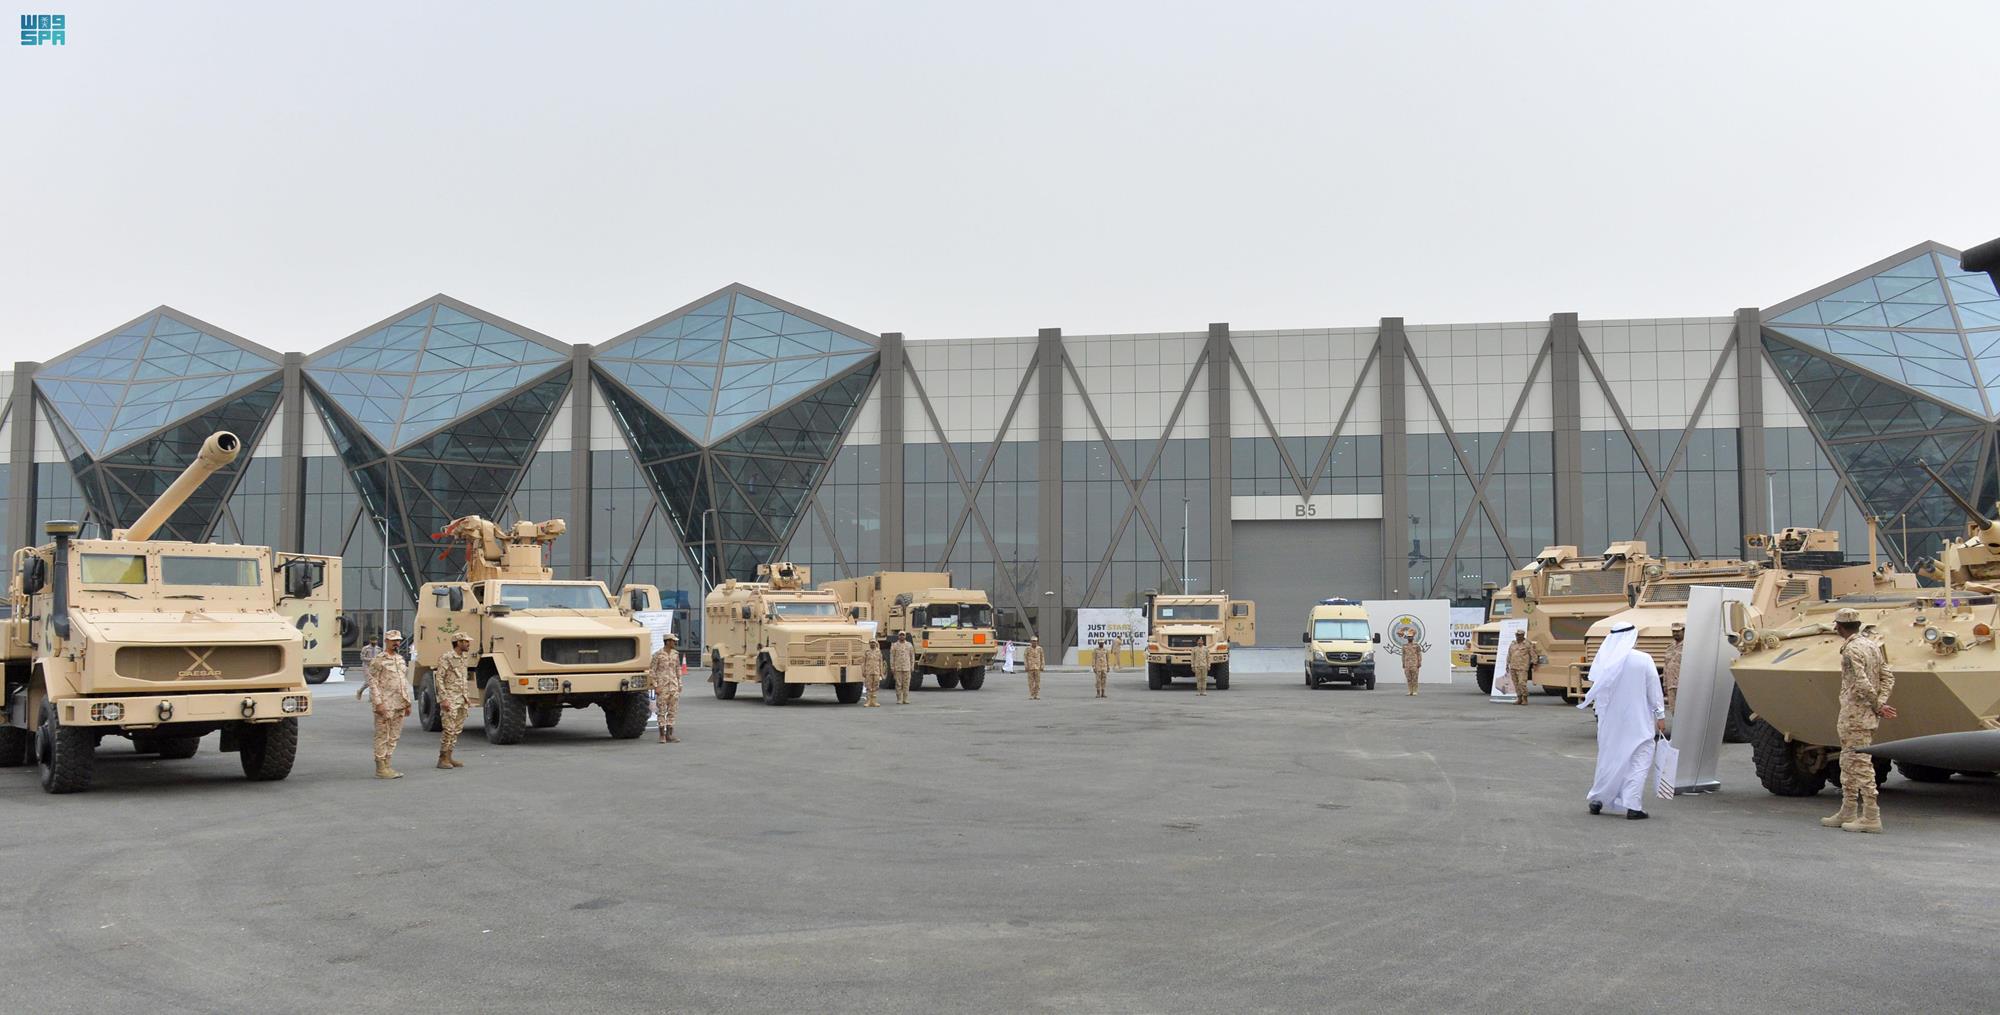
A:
629,589,647,612
1301,632,1310,643
741,605,752,620
850,606,862,619
284,560,322,600
449,587,465,612
487,603,512,617
20,557,46,596
1371,632,1381,644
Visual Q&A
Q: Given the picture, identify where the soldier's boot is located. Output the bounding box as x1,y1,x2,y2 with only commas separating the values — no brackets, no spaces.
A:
437,750,453,770
659,728,669,743
1842,797,1883,833
1821,790,1858,828
665,725,680,743
375,757,403,780
448,751,464,768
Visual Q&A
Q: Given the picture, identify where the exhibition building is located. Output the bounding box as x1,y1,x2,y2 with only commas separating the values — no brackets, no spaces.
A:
5,239,1996,653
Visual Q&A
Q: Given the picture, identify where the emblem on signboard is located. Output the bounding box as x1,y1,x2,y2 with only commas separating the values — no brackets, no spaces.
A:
1384,615,1429,657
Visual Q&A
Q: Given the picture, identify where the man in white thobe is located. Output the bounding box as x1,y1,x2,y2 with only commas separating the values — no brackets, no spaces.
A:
1577,623,1666,820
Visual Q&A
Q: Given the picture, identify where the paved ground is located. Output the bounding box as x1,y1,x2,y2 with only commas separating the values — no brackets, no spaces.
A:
2,668,1995,1014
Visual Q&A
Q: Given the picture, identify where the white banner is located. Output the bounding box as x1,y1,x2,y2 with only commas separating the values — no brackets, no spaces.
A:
1076,608,1147,651
1491,618,1529,701
1362,600,1454,684
1449,607,1484,667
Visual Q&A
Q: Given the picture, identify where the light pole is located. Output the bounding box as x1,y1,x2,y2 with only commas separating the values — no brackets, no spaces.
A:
603,502,617,572
1181,494,1191,593
1765,469,1776,535
698,507,720,651
373,514,389,645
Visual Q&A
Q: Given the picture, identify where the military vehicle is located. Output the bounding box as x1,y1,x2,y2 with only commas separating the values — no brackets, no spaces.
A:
707,562,871,705
1303,597,1377,689
272,552,343,684
411,516,658,744
822,571,996,690
0,432,319,793
1468,583,1514,688
1734,474,1996,794
1143,591,1256,690
1472,542,1658,698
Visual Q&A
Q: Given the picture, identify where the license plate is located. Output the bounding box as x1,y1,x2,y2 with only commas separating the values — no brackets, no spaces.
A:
1336,668,1351,677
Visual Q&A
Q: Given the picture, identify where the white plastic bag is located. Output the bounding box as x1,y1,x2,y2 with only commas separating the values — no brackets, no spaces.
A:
1653,737,1681,800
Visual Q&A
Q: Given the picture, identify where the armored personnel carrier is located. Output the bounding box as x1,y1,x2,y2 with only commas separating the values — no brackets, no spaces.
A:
412,516,658,744
0,432,320,793
707,562,871,705
1471,543,1657,697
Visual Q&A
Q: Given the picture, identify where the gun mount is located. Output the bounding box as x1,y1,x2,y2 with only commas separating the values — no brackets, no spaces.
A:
757,561,811,590
440,515,566,581
115,431,240,541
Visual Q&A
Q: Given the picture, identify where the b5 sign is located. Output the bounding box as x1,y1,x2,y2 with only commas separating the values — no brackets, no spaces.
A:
21,14,66,45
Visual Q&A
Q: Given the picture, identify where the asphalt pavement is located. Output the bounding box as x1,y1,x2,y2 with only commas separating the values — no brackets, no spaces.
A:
1,667,1994,1014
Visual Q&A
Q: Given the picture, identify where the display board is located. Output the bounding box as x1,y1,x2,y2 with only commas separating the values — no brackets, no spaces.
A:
1076,607,1147,667
1449,607,1485,667
634,610,676,654
1361,600,1454,684
1674,584,1752,793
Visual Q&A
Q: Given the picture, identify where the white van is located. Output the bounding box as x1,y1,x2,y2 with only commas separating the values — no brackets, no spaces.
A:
1303,598,1379,689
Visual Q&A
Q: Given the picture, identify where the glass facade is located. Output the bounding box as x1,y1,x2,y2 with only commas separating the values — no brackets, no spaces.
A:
1406,433,1556,603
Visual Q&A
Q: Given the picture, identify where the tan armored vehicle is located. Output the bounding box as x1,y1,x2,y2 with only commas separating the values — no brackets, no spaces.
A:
0,432,319,793
273,552,343,684
1471,543,1657,698
411,516,658,744
821,571,997,690
1143,591,1255,690
707,562,870,705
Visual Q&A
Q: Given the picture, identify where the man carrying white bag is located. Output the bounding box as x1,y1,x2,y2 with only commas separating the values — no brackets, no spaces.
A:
1578,623,1668,820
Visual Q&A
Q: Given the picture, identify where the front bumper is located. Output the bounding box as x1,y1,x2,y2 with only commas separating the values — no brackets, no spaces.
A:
1152,652,1229,667
54,689,311,728
774,663,860,685
498,671,649,696
1308,660,1374,681
917,649,995,669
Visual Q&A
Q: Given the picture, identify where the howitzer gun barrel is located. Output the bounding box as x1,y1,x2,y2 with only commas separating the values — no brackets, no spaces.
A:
1916,459,1994,530
121,432,240,541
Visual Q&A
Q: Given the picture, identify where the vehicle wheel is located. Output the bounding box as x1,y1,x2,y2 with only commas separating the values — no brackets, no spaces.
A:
1541,685,1567,698
935,671,961,690
958,667,986,691
786,683,805,699
834,682,863,704
603,691,649,739
1474,664,1494,695
1365,674,1376,690
239,719,298,781
1214,664,1230,690
0,725,27,767
1148,663,1165,691
483,680,527,744
528,703,564,728
712,653,736,700
1722,686,1752,744
415,672,442,733
36,701,95,794
760,660,789,706
1745,716,1827,797
1305,669,1315,688
303,667,331,685
905,671,923,691
152,736,201,760
1896,761,1952,783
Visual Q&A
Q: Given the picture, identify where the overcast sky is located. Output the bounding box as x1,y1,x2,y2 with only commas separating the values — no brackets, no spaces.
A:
3,1,1996,359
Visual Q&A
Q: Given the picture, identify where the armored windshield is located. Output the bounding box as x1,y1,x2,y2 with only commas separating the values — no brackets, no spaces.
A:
161,556,260,587
1488,598,1513,619
1155,603,1220,621
499,584,612,610
771,601,839,619
79,554,146,584
915,603,994,629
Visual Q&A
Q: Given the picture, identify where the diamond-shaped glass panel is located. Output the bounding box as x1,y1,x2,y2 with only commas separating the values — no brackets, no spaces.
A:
68,378,285,543
37,313,281,458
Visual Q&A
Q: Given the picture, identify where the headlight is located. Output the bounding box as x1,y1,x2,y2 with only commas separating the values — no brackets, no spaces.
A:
1923,626,1941,644
90,702,124,721
537,678,559,691
281,695,309,714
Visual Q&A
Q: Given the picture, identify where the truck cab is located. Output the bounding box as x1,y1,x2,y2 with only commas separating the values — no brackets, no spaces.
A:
1303,598,1377,689
821,571,998,691
1143,592,1256,690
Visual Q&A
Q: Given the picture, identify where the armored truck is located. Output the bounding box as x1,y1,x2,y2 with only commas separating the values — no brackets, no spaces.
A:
707,562,871,705
411,516,656,744
821,571,996,690
0,432,319,793
1143,591,1256,690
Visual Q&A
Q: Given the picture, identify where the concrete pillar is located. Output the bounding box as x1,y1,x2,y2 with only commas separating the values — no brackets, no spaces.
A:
1549,313,1585,546
278,353,305,553
1206,323,1233,594
877,333,905,571
1733,308,1768,540
1036,328,1063,642
568,344,593,580
8,363,38,550
1377,320,1409,598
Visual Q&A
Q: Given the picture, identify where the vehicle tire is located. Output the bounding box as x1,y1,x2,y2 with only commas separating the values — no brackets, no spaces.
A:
760,659,789,707
1745,716,1827,797
834,682,863,704
934,671,961,690
415,671,443,733
786,683,805,700
603,691,649,739
239,718,298,781
152,736,201,760
881,673,898,691
1214,664,1230,691
1365,674,1376,690
1147,662,1165,691
1541,685,1567,698
958,667,986,691
528,703,564,728
712,652,736,700
483,680,527,745
36,701,95,794
1894,761,1955,783
1305,669,1315,688
905,671,923,691
304,667,331,685
1474,664,1494,695
0,725,27,767
1722,685,1752,744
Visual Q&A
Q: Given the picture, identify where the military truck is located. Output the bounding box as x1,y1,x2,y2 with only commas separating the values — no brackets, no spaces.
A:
272,552,343,684
1502,541,1660,699
821,571,996,691
707,562,871,705
0,432,319,793
1143,591,1256,690
410,516,657,744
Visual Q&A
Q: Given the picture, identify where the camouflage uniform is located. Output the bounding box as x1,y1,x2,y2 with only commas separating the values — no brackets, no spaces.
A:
1092,640,1115,697
1401,641,1423,695
648,645,682,740
1190,642,1212,695
1831,632,1894,831
891,638,916,704
435,646,472,762
1024,641,1045,700
1661,636,1684,713
366,647,413,777
861,644,884,706
1505,638,1533,705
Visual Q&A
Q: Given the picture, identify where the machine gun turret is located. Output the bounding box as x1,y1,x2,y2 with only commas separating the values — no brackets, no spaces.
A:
115,431,239,541
757,561,811,590
440,515,566,581
1913,461,2000,588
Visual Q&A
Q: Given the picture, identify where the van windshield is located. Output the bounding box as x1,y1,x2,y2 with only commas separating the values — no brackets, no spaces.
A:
499,584,611,610
161,556,261,587
1156,603,1220,621
1313,619,1371,642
